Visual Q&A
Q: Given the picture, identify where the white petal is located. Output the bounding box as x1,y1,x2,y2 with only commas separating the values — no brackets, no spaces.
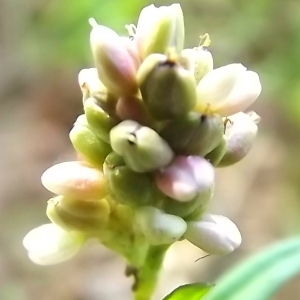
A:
23,224,84,265
196,64,246,110
216,71,262,116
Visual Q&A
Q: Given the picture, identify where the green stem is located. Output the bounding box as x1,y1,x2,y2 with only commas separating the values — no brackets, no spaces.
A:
133,245,169,300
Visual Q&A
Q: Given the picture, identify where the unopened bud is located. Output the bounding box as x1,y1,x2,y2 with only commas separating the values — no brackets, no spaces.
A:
105,165,154,207
70,115,111,168
110,120,174,172
218,112,258,167
160,113,224,156
78,68,107,103
90,19,137,96
84,97,118,143
185,214,242,255
139,56,197,120
135,4,185,59
41,161,108,200
47,196,107,233
135,206,187,245
23,224,85,265
181,46,213,83
205,137,227,166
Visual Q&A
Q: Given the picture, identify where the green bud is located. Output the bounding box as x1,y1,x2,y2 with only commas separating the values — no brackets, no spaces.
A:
47,196,107,233
138,55,197,120
159,188,212,218
84,97,118,143
70,115,111,168
135,206,187,245
110,120,174,173
205,137,227,166
105,165,154,207
160,113,224,156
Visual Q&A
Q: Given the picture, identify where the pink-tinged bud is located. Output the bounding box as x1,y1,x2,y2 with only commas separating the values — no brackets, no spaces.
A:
116,96,153,125
41,161,108,200
120,37,141,69
196,64,262,116
185,214,242,254
155,156,214,202
135,4,185,59
89,19,138,96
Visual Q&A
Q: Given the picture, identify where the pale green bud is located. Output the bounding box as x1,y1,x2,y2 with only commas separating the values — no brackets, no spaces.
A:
41,161,108,200
135,4,185,59
135,206,187,245
139,56,197,120
110,120,174,172
84,97,118,143
47,196,107,233
23,224,85,265
160,113,224,156
89,19,138,96
185,214,242,254
70,115,111,168
218,112,258,167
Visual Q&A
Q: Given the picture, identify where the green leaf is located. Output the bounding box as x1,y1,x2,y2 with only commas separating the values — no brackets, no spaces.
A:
163,283,213,300
203,237,300,300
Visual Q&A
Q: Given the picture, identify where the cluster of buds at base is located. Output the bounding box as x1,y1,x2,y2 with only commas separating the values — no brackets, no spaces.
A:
23,3,262,266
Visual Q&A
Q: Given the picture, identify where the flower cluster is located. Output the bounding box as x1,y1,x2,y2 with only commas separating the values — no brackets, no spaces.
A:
23,4,261,267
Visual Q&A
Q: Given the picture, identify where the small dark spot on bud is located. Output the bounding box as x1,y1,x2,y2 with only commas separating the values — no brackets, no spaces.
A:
128,133,137,145
200,114,207,123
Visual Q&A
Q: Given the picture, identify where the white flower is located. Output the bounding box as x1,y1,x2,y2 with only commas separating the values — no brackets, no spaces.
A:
196,63,262,116
23,224,85,265
135,3,184,58
185,214,242,254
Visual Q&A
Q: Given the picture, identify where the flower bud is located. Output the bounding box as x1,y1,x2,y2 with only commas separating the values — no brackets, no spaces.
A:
116,96,153,126
70,115,111,168
205,137,227,166
139,55,197,120
23,224,85,265
181,47,213,83
155,156,214,202
218,112,258,167
120,37,141,69
105,165,154,207
57,195,110,220
135,4,184,59
160,113,224,156
84,97,118,143
41,161,108,200
78,68,107,103
135,206,187,245
110,120,174,172
184,214,242,254
89,19,137,96
47,196,107,233
196,64,262,116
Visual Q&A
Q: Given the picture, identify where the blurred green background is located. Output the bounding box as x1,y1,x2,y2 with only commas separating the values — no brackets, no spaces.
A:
1,0,300,299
